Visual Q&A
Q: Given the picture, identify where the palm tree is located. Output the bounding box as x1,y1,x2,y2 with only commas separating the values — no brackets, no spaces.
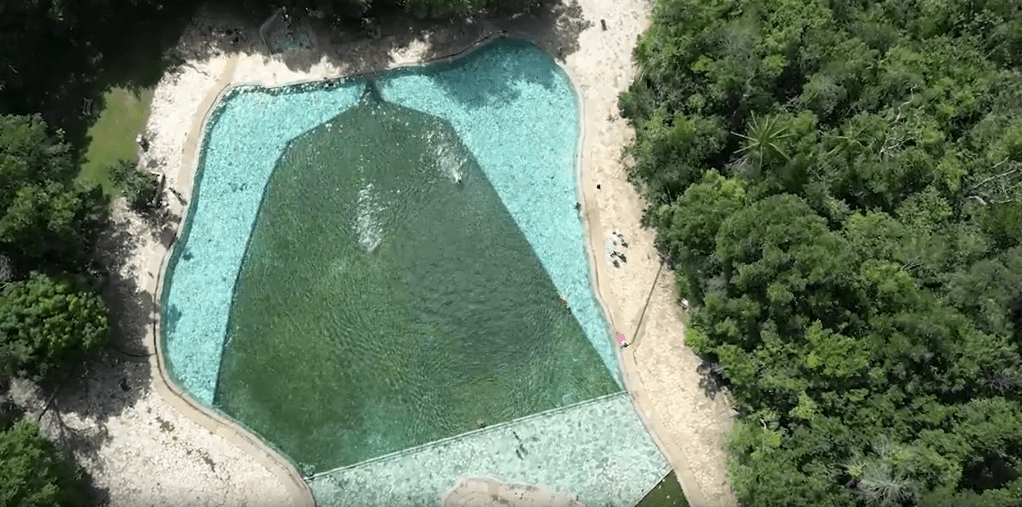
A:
846,437,918,505
733,112,791,173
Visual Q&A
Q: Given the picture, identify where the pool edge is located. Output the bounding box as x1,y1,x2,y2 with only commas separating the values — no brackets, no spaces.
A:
147,29,677,507
554,29,718,507
148,54,316,507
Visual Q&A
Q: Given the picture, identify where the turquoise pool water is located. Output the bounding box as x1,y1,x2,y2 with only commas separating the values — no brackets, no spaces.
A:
161,37,667,503
162,81,366,404
379,44,620,384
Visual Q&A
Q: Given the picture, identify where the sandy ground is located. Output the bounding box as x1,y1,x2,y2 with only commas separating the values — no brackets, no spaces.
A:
562,1,741,505
4,1,737,505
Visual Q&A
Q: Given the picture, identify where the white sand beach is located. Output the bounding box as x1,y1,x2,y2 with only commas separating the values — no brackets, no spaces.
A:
9,1,737,505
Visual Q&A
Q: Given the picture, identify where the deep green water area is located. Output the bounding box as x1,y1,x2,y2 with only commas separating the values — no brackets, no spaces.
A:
214,86,619,471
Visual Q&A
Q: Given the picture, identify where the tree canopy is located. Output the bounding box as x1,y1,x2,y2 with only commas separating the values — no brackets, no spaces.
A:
264,0,501,17
108,158,161,212
621,0,1022,504
0,418,90,507
0,114,108,271
0,272,109,382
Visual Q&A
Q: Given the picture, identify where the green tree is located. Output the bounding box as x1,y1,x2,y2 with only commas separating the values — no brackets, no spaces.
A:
0,115,76,204
0,272,109,381
734,112,790,174
652,169,745,303
0,418,89,507
0,114,108,269
108,159,160,211
621,0,1022,504
0,183,108,266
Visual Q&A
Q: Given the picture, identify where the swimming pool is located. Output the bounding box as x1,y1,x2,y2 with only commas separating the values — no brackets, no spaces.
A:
161,37,667,504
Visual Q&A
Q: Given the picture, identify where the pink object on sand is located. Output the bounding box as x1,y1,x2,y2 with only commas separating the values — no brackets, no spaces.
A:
615,333,627,346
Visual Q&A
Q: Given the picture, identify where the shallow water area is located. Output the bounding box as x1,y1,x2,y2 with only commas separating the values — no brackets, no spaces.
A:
161,38,667,503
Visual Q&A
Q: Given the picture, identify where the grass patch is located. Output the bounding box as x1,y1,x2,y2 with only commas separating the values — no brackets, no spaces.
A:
74,7,193,196
77,87,154,195
635,471,690,507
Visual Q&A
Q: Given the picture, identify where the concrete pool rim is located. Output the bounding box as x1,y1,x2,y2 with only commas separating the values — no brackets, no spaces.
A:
150,30,668,506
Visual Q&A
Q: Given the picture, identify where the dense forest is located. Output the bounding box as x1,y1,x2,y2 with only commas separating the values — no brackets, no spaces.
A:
620,0,1022,505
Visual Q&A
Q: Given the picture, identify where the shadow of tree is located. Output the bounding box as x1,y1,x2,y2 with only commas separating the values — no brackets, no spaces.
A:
175,0,591,86
381,37,564,113
2,2,199,157
2,0,595,169
697,360,727,401
333,0,590,74
24,209,158,503
6,0,593,168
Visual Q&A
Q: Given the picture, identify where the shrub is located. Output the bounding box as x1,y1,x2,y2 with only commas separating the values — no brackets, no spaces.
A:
0,272,109,381
108,159,160,212
0,418,90,507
